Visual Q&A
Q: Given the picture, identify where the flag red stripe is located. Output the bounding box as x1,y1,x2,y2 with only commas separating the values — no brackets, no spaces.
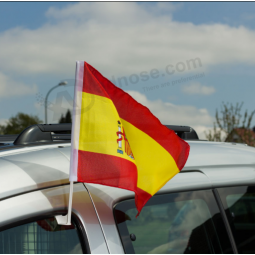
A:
82,62,189,171
83,63,110,99
135,187,152,215
78,150,152,214
77,150,137,192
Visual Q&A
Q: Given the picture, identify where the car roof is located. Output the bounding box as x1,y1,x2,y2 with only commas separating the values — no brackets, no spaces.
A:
0,140,255,201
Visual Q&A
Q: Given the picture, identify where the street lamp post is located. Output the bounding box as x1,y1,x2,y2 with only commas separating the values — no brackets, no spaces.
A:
45,81,67,124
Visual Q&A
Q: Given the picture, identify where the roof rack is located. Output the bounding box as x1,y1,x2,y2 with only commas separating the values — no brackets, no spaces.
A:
11,123,198,146
165,125,199,140
14,123,71,145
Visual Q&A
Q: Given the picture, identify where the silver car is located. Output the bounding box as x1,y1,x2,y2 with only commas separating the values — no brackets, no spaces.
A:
0,123,255,254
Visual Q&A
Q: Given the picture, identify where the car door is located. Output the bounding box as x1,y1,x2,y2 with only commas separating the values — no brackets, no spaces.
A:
85,172,236,254
114,189,234,254
0,183,109,254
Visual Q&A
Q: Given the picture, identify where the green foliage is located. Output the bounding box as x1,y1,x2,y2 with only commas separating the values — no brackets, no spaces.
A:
59,109,72,123
205,102,255,142
0,112,42,135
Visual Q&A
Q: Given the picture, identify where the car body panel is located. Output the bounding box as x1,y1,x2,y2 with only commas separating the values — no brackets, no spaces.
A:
0,141,254,194
200,166,255,187
0,146,70,200
57,146,71,161
1,140,255,253
186,141,255,168
186,141,255,188
1,141,255,201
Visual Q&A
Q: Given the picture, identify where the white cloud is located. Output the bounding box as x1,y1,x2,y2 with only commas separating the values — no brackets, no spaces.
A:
126,90,213,139
0,2,255,79
46,2,154,23
182,82,215,95
0,119,8,125
0,72,37,98
203,126,228,141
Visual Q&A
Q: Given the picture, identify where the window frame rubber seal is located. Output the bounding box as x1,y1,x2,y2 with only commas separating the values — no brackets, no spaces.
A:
213,188,238,254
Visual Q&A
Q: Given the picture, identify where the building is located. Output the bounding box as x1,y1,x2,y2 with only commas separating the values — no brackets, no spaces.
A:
225,127,255,146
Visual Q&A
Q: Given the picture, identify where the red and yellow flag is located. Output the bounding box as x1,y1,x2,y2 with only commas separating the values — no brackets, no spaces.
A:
70,61,190,214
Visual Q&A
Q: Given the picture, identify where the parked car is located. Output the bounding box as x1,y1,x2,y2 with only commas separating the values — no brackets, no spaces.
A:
0,123,255,254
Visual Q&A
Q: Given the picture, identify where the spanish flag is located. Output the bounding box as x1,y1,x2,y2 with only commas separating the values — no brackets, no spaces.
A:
70,61,190,214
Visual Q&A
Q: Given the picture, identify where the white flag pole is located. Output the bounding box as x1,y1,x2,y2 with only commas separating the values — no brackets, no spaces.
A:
66,181,74,225
56,62,83,226
55,182,74,225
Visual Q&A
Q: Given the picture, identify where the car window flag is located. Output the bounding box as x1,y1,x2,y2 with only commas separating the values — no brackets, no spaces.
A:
57,61,190,225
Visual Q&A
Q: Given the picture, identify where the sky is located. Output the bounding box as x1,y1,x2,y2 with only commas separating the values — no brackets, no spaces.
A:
0,1,255,139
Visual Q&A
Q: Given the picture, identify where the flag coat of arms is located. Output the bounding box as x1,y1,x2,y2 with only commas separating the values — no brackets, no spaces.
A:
70,61,190,214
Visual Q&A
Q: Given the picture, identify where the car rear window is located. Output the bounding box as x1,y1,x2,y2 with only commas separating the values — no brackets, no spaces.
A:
114,189,233,254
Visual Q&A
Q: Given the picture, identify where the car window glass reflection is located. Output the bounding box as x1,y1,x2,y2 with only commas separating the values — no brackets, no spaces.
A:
114,189,233,254
218,186,255,254
0,217,83,254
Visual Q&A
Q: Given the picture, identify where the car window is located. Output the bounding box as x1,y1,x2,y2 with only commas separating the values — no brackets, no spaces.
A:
114,189,233,254
217,185,255,254
0,216,83,254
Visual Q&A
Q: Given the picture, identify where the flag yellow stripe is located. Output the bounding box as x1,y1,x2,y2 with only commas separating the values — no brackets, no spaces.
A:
79,92,136,164
121,119,179,196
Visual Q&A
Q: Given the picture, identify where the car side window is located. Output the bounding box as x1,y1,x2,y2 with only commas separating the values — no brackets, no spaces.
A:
0,216,84,254
114,189,233,254
217,185,255,254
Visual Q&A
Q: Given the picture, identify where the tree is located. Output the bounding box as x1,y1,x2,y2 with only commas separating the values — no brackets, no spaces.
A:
205,102,255,142
59,109,72,123
0,112,42,135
